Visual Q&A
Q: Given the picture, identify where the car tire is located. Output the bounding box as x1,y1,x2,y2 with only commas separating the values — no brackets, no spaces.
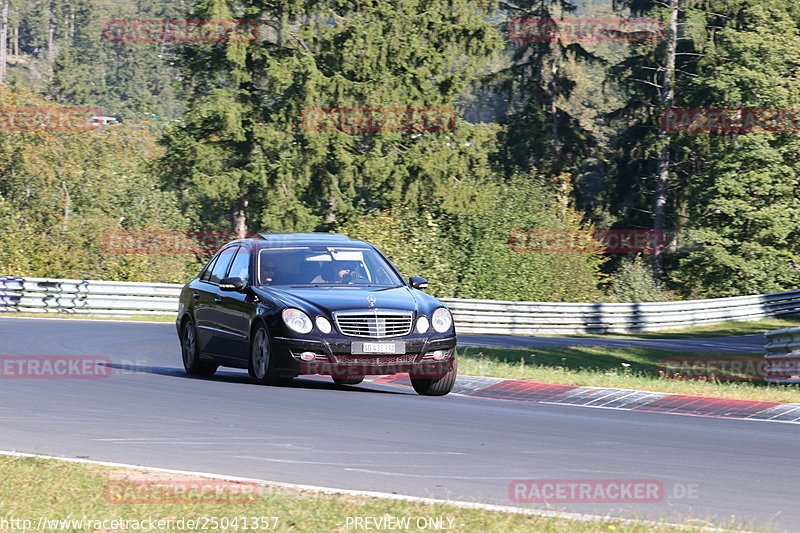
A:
249,325,291,386
410,357,457,396
333,375,365,386
181,319,218,377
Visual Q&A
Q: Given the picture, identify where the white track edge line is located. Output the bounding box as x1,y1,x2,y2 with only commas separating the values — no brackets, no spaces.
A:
0,450,738,532
534,398,800,425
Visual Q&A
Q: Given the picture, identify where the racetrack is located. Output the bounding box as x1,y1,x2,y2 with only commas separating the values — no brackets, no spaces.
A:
0,317,797,530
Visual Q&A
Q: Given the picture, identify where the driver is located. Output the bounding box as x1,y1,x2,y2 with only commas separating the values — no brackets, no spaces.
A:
310,261,361,283
331,261,362,283
260,258,278,284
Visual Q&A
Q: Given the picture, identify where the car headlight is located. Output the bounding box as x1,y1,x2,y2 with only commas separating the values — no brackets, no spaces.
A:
315,316,332,334
431,307,453,333
416,316,430,334
282,308,313,334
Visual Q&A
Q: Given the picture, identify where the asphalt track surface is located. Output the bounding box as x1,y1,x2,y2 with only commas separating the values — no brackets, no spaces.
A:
0,317,797,531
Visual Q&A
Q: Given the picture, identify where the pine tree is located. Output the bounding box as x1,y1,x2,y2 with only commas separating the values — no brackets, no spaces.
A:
673,2,800,295
159,0,502,234
607,0,687,281
612,0,800,295
493,0,600,179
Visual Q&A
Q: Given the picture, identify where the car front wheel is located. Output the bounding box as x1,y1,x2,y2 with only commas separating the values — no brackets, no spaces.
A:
410,358,457,396
249,325,291,386
181,319,218,377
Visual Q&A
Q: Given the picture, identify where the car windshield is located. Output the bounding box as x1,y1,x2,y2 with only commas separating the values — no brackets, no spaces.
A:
257,246,403,287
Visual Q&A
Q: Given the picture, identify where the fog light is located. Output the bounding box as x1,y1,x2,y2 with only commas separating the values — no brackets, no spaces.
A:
315,316,332,334
300,352,316,361
432,350,447,361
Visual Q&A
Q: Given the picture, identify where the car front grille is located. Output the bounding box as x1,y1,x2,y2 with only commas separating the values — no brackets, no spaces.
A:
335,355,418,366
334,310,414,338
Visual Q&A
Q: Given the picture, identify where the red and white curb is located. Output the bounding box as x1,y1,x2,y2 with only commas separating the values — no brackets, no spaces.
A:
371,375,800,424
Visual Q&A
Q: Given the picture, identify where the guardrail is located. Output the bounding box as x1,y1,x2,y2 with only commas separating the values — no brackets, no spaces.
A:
441,292,800,334
764,328,800,383
2,276,800,334
0,277,180,317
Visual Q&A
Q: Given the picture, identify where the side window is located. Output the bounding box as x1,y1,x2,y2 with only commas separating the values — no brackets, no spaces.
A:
200,254,220,282
228,246,251,283
209,247,238,284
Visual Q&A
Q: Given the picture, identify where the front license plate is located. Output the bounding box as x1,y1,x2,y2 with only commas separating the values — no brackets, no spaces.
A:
352,341,405,355
364,342,396,354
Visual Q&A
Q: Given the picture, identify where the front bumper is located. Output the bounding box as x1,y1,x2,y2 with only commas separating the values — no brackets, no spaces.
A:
272,334,457,377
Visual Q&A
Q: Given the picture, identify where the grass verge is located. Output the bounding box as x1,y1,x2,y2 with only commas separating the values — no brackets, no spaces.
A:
458,346,800,403
568,315,800,339
0,455,750,532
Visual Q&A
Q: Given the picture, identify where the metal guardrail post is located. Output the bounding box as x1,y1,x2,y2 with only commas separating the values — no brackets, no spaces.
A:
764,328,800,383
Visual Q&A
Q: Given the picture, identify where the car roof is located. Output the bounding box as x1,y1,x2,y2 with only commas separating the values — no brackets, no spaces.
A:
254,232,370,247
217,233,371,250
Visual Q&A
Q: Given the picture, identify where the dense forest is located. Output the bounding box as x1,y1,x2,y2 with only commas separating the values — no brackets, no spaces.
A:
1,0,799,301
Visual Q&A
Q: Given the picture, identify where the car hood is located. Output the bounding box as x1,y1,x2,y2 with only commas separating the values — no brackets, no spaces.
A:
252,285,428,315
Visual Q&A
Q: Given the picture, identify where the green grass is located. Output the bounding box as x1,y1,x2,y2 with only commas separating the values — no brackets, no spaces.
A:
458,345,800,403
570,315,800,339
0,455,754,532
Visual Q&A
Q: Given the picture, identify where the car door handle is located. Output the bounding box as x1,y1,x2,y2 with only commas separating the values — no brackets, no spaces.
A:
214,296,223,303
192,291,200,300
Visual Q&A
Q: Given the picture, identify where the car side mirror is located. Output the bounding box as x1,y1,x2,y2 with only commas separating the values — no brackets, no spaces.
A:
219,277,246,292
409,276,428,290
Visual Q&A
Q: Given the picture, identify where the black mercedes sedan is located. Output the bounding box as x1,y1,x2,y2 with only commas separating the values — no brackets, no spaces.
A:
175,233,458,395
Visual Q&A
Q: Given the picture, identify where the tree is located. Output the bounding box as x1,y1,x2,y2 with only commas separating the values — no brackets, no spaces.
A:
6,0,185,120
611,0,800,295
159,0,502,234
0,0,9,83
342,174,606,301
651,0,678,280
493,0,600,180
608,0,688,282
673,2,800,295
0,85,193,282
